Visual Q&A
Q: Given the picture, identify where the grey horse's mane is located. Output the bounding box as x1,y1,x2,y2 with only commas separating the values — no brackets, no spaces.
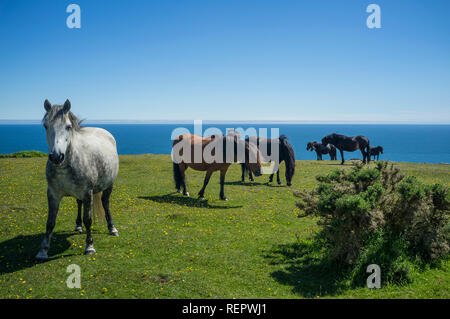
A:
42,104,83,131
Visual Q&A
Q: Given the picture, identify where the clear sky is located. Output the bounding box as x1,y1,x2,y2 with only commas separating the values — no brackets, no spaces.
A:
0,0,449,123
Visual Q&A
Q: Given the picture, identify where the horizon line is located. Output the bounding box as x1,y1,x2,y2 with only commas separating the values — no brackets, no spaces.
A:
1,119,450,125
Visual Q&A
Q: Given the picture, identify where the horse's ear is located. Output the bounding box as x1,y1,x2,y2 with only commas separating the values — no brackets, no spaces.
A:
63,99,71,113
44,99,52,112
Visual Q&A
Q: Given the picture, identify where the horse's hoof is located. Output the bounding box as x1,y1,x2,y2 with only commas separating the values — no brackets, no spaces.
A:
74,226,83,233
84,247,96,255
35,250,48,261
109,227,119,236
198,196,205,201
220,197,228,201
183,192,190,197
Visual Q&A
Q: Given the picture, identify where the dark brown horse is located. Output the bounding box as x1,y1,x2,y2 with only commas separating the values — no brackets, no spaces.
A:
306,141,337,160
172,133,262,200
321,133,370,164
369,146,383,160
241,135,296,186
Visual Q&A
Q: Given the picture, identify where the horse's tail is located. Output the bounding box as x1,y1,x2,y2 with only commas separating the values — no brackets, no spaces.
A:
280,136,295,173
280,136,294,158
92,192,105,224
173,162,183,191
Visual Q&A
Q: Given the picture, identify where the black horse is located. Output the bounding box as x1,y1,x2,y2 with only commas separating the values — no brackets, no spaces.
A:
369,146,383,160
241,135,296,186
321,133,370,164
306,141,337,160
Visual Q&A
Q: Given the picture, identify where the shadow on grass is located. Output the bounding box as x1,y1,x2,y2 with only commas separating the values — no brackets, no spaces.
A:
313,162,347,166
0,231,75,275
264,241,350,297
138,193,243,209
309,159,366,166
224,180,266,186
264,182,289,188
226,180,290,188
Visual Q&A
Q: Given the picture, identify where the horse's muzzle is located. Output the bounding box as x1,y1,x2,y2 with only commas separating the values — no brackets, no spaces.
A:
254,169,262,177
49,153,64,165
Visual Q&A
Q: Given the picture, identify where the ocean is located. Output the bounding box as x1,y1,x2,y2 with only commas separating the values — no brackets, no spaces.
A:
0,124,449,164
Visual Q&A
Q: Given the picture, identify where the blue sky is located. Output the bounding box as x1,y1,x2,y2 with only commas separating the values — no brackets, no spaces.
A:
0,0,449,123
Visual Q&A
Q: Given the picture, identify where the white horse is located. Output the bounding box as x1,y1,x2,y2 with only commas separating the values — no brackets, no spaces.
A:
36,99,119,260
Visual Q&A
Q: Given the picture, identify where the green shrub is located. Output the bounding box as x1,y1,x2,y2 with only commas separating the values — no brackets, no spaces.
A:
295,161,449,283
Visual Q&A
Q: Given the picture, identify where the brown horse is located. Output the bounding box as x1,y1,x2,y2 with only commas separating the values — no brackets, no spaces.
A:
306,141,337,160
321,133,370,164
172,133,262,201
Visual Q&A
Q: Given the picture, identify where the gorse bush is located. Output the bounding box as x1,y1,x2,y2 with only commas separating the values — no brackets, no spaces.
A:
295,162,449,283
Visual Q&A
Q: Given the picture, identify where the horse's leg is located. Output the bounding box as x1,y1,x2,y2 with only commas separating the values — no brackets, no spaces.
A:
248,169,254,182
83,190,96,255
198,170,213,200
360,148,366,164
276,169,281,185
102,185,119,236
340,148,345,165
240,164,245,182
74,199,83,233
179,163,189,196
269,173,274,183
36,188,62,260
366,145,371,163
219,167,229,201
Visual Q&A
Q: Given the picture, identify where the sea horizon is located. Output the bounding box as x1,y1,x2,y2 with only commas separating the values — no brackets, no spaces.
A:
1,123,449,164
1,120,450,125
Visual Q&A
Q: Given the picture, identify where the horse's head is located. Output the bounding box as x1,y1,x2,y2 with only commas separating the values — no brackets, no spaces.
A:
379,146,384,154
306,142,313,151
244,140,262,177
42,99,79,165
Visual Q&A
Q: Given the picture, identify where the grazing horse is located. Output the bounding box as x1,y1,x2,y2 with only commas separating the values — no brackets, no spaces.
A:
321,133,370,164
36,99,119,260
241,135,296,186
306,141,337,160
172,133,262,200
369,146,384,160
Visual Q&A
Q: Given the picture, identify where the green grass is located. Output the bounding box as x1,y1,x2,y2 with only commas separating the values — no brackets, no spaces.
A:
0,151,47,158
0,155,448,299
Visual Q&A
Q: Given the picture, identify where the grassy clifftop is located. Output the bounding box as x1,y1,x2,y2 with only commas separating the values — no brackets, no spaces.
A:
0,151,47,158
0,155,448,298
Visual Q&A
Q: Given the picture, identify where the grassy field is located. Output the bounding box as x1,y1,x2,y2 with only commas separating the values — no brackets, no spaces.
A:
0,155,448,299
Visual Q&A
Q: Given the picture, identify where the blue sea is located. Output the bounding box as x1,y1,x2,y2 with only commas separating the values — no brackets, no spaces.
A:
0,124,449,164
